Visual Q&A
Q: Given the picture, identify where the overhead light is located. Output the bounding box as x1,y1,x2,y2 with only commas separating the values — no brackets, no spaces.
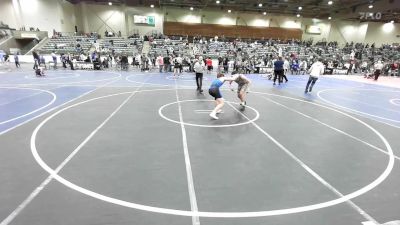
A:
328,1,333,5
390,20,394,23
216,0,220,3
298,6,302,10
108,2,112,5
297,14,300,17
258,3,263,7
368,4,373,8
190,7,194,10
328,16,332,20
150,4,154,8
263,12,267,15
369,12,373,16
228,9,232,13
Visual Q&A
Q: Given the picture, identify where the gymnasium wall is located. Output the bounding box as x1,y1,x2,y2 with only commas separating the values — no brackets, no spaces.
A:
0,0,398,46
77,2,127,36
74,3,164,36
123,7,163,36
0,0,18,29
165,7,304,29
0,0,76,36
365,22,400,46
164,22,302,39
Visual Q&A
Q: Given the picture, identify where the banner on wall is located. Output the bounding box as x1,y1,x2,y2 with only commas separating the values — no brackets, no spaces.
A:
20,33,38,39
306,25,321,34
134,15,155,26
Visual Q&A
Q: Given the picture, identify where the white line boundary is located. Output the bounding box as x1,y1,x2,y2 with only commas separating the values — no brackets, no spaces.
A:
24,73,81,80
24,89,395,218
0,77,120,137
261,96,400,161
0,87,56,125
1,71,121,86
390,99,400,106
125,74,200,88
317,89,400,124
174,81,201,225
225,101,379,224
0,75,147,225
330,95,400,115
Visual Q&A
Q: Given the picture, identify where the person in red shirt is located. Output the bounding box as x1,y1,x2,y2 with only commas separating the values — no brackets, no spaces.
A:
206,57,213,74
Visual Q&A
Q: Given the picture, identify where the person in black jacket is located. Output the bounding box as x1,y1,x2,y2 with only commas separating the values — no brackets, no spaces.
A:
223,57,229,73
273,57,284,85
32,51,40,70
163,55,170,72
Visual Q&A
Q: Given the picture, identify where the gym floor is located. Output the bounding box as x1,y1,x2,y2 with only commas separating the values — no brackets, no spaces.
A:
0,65,399,225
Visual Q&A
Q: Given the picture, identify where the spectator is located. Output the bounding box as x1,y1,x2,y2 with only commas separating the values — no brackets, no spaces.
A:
273,57,284,85
194,58,205,93
14,52,20,68
51,51,57,69
374,60,384,81
163,55,171,72
156,55,164,73
206,57,213,74
305,58,324,93
32,51,40,70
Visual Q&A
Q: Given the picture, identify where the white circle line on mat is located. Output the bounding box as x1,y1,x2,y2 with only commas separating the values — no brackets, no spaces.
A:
317,89,400,123
389,99,400,106
159,99,259,128
30,89,394,218
0,87,56,125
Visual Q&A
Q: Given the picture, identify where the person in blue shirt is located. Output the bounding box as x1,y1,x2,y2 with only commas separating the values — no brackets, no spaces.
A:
208,73,235,120
14,52,20,68
273,56,284,85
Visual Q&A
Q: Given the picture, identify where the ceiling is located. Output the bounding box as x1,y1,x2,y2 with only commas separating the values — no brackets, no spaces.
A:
65,0,399,22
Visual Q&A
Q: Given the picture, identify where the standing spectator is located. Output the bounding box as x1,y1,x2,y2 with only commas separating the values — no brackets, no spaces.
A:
347,60,354,75
108,54,113,68
374,60,384,81
273,57,284,85
163,55,171,72
61,53,67,68
194,58,205,93
39,55,46,69
206,57,213,74
32,51,40,70
51,51,57,69
141,54,148,71
218,56,223,72
223,57,229,73
14,52,20,68
281,57,290,82
156,55,164,73
305,58,324,93
173,55,180,77
91,51,97,62
177,55,183,73
67,54,74,70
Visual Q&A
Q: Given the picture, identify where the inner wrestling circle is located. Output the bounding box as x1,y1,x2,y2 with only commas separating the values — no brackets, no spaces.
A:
166,75,209,81
159,99,260,127
389,99,400,106
24,73,80,80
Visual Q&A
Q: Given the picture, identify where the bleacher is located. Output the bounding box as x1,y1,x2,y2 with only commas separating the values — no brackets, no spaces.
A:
100,37,143,56
40,35,94,54
148,38,189,57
